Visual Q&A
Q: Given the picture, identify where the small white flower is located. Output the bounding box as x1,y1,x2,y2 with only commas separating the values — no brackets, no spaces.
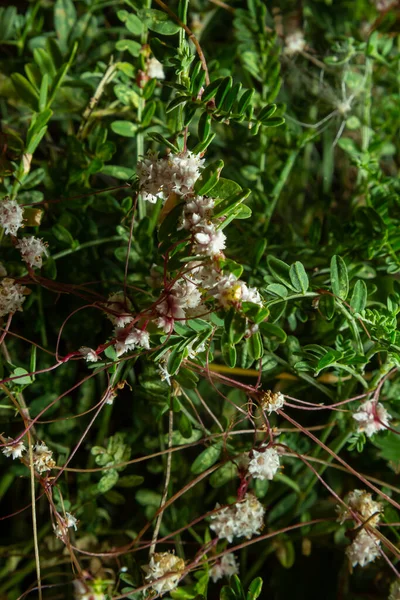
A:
389,579,400,600
179,196,215,231
240,282,262,306
114,327,150,357
172,279,202,309
261,391,285,414
32,442,55,473
337,489,382,527
137,151,204,202
284,31,306,55
2,437,26,459
248,446,280,481
54,512,78,538
353,400,391,437
193,223,226,256
16,236,48,269
0,278,26,317
143,552,185,595
210,493,265,542
79,347,99,362
147,57,165,80
0,198,24,235
346,529,381,567
210,553,239,583
106,291,133,327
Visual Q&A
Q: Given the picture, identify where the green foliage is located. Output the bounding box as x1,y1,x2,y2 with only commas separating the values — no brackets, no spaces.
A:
0,0,399,599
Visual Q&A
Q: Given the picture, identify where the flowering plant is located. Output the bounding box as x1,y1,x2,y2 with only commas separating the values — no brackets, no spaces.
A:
0,0,400,599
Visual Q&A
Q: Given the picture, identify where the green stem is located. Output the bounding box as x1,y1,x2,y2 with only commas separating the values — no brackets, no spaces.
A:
52,235,122,260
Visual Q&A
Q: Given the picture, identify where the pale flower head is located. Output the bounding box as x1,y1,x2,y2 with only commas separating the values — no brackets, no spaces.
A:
210,493,265,542
389,579,400,600
0,278,26,317
32,442,55,473
193,223,226,256
337,489,382,527
210,553,239,583
353,400,391,437
79,347,99,363
346,529,381,567
284,31,306,55
106,291,133,327
16,236,48,269
147,57,165,80
0,198,24,235
54,512,78,538
248,446,280,481
2,437,26,459
114,327,150,357
260,390,285,414
179,196,215,231
143,551,185,595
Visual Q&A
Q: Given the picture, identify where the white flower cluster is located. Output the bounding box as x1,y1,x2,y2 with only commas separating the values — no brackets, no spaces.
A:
260,390,285,414
137,151,205,203
284,31,306,55
2,437,26,459
389,579,400,600
346,529,381,567
0,278,26,318
54,512,78,538
32,442,56,473
0,198,24,235
106,291,133,327
210,493,265,543
248,446,280,481
353,400,391,437
337,489,382,527
114,326,150,357
16,236,48,269
179,195,226,257
143,552,185,595
79,347,99,362
210,553,239,583
156,279,202,333
147,57,165,80
211,271,262,308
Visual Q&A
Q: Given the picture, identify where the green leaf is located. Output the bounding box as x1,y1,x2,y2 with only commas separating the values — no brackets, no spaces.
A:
111,121,138,137
221,333,237,367
194,159,224,195
190,442,222,475
247,331,263,360
350,280,367,314
137,8,180,35
141,101,156,127
208,178,241,200
116,475,145,488
54,0,77,53
178,412,193,439
167,346,186,375
289,262,309,294
266,283,288,298
191,133,216,154
237,88,255,115
198,112,211,142
117,11,143,35
258,104,277,122
267,256,295,290
319,294,335,320
316,350,342,372
215,76,232,109
11,367,33,386
213,189,251,219
247,578,263,600
115,39,142,57
259,322,287,343
98,469,119,493
275,538,295,569
101,165,135,180
201,78,224,103
261,117,285,128
39,75,49,112
220,587,237,600
209,462,238,488
135,489,162,507
330,255,349,301
11,74,39,111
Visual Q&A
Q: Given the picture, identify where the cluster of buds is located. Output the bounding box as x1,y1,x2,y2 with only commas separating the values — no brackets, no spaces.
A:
259,390,286,414
210,493,265,543
352,400,391,437
248,445,281,481
337,489,383,568
210,553,239,583
143,552,185,595
2,437,26,459
54,512,78,539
